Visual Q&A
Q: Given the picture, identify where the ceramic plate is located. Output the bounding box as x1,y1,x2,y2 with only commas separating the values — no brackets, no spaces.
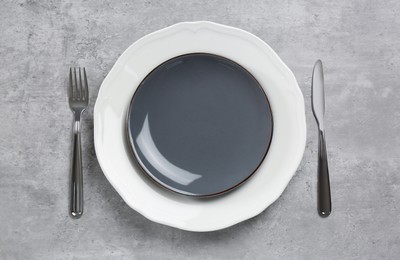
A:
94,21,306,231
126,53,273,197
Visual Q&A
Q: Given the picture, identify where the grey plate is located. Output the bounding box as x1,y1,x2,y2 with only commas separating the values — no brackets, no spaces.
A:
126,53,273,197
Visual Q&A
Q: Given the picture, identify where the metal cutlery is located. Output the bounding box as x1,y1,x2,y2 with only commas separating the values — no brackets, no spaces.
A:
68,67,89,219
311,60,332,217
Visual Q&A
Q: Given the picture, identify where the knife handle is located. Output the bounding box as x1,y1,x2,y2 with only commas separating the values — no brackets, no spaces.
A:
318,129,331,217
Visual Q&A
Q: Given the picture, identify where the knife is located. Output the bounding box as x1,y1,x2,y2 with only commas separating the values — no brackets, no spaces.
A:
311,60,332,217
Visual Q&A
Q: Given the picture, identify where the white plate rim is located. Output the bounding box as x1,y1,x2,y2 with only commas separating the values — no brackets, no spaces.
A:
94,21,306,232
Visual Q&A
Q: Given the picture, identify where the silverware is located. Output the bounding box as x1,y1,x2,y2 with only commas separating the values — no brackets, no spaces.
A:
311,60,332,217
68,67,88,219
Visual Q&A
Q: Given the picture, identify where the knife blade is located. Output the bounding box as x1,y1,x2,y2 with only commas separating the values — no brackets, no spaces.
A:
312,60,325,130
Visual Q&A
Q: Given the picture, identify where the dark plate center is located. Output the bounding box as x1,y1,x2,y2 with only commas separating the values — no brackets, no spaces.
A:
127,53,273,197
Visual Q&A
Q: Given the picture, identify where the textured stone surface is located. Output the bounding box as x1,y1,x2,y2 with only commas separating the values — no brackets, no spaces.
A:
1,0,399,259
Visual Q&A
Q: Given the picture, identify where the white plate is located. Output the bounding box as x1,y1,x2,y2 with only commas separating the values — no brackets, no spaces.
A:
94,21,306,232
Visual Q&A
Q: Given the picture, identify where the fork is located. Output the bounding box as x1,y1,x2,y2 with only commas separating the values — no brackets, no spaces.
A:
68,67,88,219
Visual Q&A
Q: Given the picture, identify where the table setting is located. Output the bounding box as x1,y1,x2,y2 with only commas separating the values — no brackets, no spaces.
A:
1,1,399,258
69,21,331,231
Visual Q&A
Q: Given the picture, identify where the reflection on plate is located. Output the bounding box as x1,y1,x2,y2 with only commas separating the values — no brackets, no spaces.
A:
127,53,273,197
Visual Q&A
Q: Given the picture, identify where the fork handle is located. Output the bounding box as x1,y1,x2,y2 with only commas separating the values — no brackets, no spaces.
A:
317,129,331,217
70,117,83,218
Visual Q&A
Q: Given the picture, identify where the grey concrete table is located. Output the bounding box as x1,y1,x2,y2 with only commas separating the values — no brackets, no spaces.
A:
1,0,399,259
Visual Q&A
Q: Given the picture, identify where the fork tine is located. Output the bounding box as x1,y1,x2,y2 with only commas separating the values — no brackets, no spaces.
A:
72,67,77,99
83,68,88,101
79,67,83,100
74,68,79,99
69,68,73,99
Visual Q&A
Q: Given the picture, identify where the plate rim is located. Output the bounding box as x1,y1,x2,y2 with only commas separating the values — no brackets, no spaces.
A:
94,21,306,232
